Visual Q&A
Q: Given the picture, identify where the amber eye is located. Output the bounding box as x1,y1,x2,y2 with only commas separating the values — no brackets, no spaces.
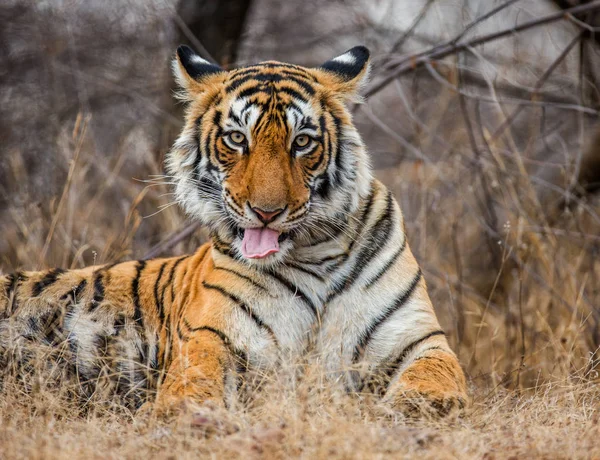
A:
227,131,246,146
294,135,311,149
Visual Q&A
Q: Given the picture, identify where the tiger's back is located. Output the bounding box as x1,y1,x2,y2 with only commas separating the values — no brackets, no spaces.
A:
0,252,205,408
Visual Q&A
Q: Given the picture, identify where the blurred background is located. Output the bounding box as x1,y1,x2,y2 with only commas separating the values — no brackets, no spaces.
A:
1,0,599,389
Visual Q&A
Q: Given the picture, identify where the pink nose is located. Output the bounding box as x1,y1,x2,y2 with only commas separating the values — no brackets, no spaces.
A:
251,206,285,224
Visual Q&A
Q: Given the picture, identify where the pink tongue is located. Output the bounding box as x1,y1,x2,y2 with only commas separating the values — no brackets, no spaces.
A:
241,228,280,259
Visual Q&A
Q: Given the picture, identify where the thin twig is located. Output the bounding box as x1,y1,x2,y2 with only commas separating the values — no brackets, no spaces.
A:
38,114,90,268
489,30,586,141
387,0,435,56
172,12,217,64
456,55,502,267
142,221,200,260
365,1,600,99
449,0,522,46
423,60,598,114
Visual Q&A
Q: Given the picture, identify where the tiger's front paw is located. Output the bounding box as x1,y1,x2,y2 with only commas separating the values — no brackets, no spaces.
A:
383,350,468,419
149,392,225,419
137,397,237,436
386,383,467,419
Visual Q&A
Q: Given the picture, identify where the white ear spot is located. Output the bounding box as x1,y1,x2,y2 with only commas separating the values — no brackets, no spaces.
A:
190,54,210,66
332,52,357,65
319,46,370,85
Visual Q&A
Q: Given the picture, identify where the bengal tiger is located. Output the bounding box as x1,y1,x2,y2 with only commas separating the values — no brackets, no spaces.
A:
0,45,467,418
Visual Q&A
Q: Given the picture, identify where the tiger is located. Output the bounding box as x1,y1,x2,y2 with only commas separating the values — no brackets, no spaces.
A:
0,45,467,418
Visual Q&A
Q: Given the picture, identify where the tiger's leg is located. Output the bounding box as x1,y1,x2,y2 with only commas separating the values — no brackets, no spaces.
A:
155,328,231,414
383,341,467,418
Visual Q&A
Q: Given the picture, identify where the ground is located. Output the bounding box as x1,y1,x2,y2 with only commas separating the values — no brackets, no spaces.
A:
1,367,598,459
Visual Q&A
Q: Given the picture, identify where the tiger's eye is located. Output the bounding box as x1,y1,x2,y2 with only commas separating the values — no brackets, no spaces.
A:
228,131,246,145
294,135,310,148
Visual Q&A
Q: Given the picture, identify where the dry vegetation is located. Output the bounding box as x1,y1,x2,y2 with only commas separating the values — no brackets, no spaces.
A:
2,1,600,458
0,353,598,459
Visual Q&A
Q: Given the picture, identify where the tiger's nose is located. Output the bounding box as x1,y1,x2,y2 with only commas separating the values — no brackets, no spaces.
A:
250,206,285,224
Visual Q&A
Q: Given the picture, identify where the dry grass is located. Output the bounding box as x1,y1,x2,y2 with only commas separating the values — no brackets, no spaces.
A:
1,111,599,458
0,359,598,459
2,2,600,457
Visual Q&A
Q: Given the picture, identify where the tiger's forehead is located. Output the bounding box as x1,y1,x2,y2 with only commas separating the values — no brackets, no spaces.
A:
217,61,324,135
227,61,319,88
222,62,321,104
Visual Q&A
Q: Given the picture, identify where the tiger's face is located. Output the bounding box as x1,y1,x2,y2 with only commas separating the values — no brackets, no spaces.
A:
167,46,372,264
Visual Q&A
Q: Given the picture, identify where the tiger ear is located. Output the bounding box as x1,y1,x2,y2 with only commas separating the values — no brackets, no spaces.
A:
317,46,371,99
172,45,225,96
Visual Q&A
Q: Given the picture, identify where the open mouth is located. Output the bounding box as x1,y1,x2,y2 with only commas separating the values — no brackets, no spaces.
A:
236,227,290,259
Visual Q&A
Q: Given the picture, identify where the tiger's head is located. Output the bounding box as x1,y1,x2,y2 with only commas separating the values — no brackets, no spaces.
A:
167,45,372,265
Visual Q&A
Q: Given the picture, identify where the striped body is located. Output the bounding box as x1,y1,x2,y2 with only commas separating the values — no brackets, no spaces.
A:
0,46,466,416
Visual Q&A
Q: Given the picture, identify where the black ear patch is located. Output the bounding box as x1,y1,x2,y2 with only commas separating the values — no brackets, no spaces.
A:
319,46,370,82
177,45,222,80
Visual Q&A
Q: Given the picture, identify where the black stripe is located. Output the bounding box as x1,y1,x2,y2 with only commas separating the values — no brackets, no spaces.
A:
194,325,249,372
182,319,248,363
60,279,88,303
302,146,326,171
4,274,17,298
367,332,446,393
40,308,65,345
202,281,278,344
132,261,147,329
181,320,249,395
297,253,347,266
153,261,168,324
276,86,308,103
286,262,325,282
348,185,376,253
214,266,269,293
89,272,105,311
327,189,392,302
32,268,65,297
193,114,204,179
162,255,188,312
3,273,22,317
301,217,346,245
224,73,258,93
227,72,316,97
150,342,160,371
211,232,232,256
203,125,214,166
364,236,407,288
238,86,267,99
183,319,229,344
384,332,445,374
280,68,318,82
228,107,241,125
314,113,333,200
176,323,189,342
352,268,423,363
283,75,316,95
331,111,344,187
265,269,318,318
229,67,260,79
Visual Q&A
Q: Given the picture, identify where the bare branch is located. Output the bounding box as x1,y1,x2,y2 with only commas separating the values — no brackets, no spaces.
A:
366,1,600,99
489,30,586,141
172,12,217,64
449,0,522,46
387,0,435,56
142,221,201,260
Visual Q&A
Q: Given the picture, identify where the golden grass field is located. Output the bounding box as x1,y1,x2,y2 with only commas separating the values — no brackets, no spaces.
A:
0,358,598,459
